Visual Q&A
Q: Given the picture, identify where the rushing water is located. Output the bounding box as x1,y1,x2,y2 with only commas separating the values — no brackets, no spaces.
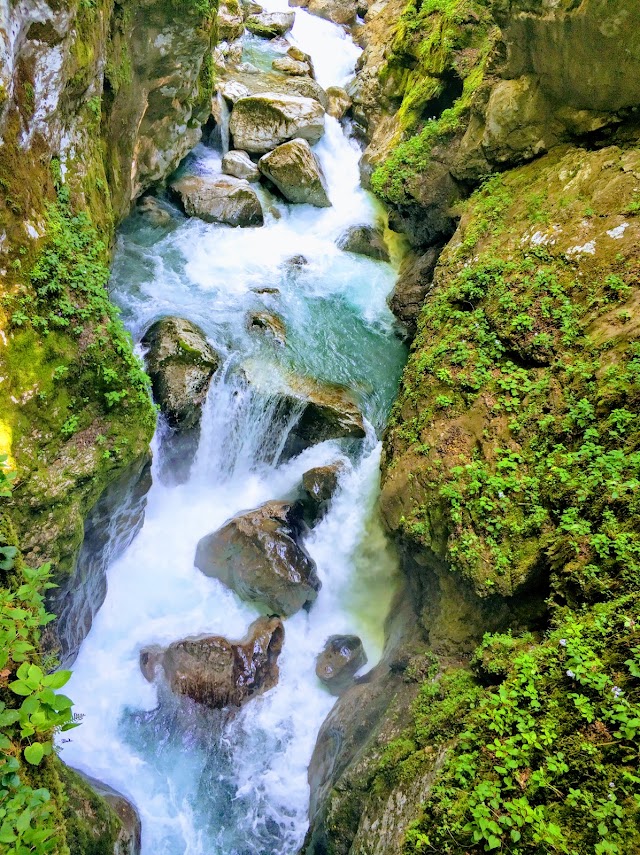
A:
60,6,406,854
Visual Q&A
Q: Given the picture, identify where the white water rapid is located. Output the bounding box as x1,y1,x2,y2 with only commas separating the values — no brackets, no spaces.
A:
60,7,406,854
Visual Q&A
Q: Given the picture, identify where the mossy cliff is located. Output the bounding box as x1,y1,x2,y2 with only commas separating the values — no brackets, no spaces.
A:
305,2,640,853
0,0,218,645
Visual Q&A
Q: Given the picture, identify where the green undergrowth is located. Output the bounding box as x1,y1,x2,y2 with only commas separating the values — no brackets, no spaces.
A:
371,0,495,205
0,172,155,571
374,598,640,853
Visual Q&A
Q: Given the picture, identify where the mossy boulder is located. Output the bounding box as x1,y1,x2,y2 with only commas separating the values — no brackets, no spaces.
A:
258,138,331,207
229,92,326,154
195,500,321,615
142,317,221,432
141,616,285,709
245,11,295,38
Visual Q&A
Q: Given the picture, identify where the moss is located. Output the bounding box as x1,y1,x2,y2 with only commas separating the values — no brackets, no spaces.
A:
57,764,124,855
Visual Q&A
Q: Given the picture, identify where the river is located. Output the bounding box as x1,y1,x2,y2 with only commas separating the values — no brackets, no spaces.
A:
59,4,406,852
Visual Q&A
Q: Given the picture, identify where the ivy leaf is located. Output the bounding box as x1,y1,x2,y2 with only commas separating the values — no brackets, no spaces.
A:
23,743,45,766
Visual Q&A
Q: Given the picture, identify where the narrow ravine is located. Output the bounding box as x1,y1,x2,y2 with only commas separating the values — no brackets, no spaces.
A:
59,6,406,854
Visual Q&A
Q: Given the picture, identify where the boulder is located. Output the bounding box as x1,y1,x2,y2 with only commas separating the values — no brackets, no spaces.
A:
316,634,367,694
272,56,312,76
218,0,245,41
195,500,321,615
142,617,285,709
287,45,315,77
337,224,389,261
218,80,251,105
222,149,260,182
142,317,220,431
326,85,351,119
301,461,345,525
219,67,329,109
245,11,295,37
247,311,287,345
242,361,366,456
229,92,325,154
169,174,264,227
289,0,308,6
137,195,172,226
307,0,357,25
258,139,331,207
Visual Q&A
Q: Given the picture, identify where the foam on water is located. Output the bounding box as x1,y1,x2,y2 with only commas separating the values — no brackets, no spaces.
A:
60,7,405,853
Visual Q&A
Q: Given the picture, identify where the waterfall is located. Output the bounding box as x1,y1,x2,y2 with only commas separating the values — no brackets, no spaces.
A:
59,4,406,854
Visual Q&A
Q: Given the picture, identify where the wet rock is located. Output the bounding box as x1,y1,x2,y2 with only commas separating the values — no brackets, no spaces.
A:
245,11,295,37
259,139,331,207
195,500,321,615
139,645,164,682
307,0,357,25
218,0,245,41
337,223,389,261
272,56,312,76
219,66,329,109
388,245,442,340
326,86,351,119
222,149,260,182
229,92,325,154
247,311,287,345
316,634,367,694
301,461,345,524
286,254,308,267
145,616,285,709
137,195,172,226
142,317,220,431
170,174,264,227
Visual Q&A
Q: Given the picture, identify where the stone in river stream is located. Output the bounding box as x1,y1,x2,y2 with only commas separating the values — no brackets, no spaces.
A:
337,224,390,261
316,635,367,695
229,92,325,154
258,139,331,207
245,11,295,37
195,500,321,615
301,461,346,525
169,174,264,227
140,616,285,710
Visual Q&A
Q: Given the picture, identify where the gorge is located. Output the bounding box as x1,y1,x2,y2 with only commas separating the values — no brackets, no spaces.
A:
1,1,640,854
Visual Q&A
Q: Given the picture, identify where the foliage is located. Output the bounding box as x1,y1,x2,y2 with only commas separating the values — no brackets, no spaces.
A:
0,459,78,853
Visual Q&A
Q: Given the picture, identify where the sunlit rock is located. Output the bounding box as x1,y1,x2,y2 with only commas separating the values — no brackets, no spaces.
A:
170,174,264,227
258,139,331,207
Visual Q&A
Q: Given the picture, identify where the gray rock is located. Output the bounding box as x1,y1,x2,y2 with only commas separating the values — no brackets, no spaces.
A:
143,616,285,709
222,149,260,182
337,224,389,261
137,195,172,226
272,56,312,76
245,11,295,37
230,92,325,153
218,80,251,105
195,500,321,615
326,85,351,119
316,634,367,694
388,245,441,340
307,0,357,25
259,139,331,207
170,174,264,227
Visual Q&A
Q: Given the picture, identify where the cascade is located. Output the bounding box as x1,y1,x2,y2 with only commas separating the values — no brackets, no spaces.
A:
60,4,406,852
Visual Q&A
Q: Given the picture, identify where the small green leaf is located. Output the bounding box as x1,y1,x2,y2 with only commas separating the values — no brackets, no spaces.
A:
23,743,44,766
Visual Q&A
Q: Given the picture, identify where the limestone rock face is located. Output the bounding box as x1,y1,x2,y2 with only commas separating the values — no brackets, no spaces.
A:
388,245,442,339
337,224,389,260
195,501,321,615
229,93,326,153
307,0,357,25
245,11,295,37
316,635,367,694
222,150,261,182
142,317,220,430
259,139,331,207
170,174,264,227
149,617,285,709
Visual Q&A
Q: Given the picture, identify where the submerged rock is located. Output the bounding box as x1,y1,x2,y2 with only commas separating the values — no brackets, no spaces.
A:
137,195,172,226
195,500,321,615
247,311,287,345
222,149,261,182
245,11,295,37
142,317,220,431
259,139,331,207
337,223,389,261
316,634,367,694
229,93,325,154
170,174,264,227
142,616,285,709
